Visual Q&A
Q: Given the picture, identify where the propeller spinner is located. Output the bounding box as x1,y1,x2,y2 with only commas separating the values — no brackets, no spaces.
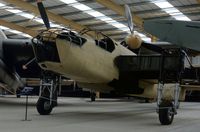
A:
124,5,142,49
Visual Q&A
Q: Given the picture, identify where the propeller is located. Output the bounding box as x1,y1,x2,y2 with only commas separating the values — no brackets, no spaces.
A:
37,0,50,29
124,5,142,49
125,4,134,34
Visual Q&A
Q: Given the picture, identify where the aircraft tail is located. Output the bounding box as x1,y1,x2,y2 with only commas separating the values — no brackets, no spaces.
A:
0,29,7,39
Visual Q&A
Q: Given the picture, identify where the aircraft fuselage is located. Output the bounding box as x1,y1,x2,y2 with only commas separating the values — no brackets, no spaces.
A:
33,30,135,92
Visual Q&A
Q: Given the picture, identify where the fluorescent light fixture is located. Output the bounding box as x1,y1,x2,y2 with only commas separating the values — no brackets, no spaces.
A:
152,0,191,21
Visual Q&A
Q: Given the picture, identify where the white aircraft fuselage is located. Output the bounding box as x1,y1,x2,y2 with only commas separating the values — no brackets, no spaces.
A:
33,29,135,92
32,29,187,100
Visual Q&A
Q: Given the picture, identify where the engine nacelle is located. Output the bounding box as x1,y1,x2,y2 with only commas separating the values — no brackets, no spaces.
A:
125,34,142,49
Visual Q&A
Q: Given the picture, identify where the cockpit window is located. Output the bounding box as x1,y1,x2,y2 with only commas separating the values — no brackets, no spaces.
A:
95,37,115,52
57,32,87,46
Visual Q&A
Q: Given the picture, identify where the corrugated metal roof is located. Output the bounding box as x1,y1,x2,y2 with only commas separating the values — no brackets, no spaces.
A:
0,0,199,41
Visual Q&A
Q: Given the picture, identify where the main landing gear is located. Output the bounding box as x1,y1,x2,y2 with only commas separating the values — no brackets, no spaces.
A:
157,82,180,125
90,92,96,102
36,73,60,115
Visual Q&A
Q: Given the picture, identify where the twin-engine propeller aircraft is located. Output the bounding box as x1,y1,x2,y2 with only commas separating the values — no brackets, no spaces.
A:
1,0,200,125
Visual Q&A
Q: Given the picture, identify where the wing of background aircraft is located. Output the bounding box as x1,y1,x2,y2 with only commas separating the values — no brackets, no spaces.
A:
144,20,200,51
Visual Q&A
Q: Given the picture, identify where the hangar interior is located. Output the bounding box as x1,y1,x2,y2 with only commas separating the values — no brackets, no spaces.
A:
0,0,199,40
0,0,200,94
0,0,200,129
0,0,200,91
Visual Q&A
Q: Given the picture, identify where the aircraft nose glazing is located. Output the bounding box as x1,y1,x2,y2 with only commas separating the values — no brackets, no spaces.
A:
32,38,60,63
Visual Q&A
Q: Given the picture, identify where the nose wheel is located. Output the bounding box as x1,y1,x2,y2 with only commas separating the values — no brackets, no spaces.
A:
90,92,96,102
37,97,53,115
158,101,175,125
157,82,180,125
36,73,60,115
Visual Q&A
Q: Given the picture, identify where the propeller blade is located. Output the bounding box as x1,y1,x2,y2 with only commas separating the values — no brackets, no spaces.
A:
124,4,134,34
37,0,50,29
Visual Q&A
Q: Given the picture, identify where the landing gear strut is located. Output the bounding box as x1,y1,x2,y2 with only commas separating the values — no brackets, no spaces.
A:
157,82,180,125
36,72,60,115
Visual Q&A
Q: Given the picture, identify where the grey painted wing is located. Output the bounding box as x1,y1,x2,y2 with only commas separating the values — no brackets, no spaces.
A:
144,20,200,51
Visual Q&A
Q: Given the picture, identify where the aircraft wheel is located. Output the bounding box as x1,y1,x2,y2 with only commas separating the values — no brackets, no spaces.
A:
90,93,96,102
16,94,21,98
36,97,52,115
158,101,174,125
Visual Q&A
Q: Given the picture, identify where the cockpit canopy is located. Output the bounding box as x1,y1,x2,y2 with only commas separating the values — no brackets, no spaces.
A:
95,37,115,52
57,31,87,46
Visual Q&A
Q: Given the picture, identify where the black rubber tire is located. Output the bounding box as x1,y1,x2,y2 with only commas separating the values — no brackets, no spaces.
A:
16,94,21,98
36,98,53,115
90,93,96,102
159,102,174,125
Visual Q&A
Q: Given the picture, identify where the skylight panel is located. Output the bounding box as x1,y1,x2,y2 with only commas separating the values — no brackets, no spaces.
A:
6,9,22,14
98,16,113,21
72,3,91,11
19,13,35,19
164,8,179,14
7,29,21,34
59,0,151,41
152,0,191,21
59,0,77,4
175,15,191,21
0,2,65,29
0,2,63,38
0,3,5,7
0,26,9,30
154,1,173,8
20,33,32,38
0,25,31,38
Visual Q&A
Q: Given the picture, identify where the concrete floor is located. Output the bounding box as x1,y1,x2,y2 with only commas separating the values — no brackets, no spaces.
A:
0,96,200,132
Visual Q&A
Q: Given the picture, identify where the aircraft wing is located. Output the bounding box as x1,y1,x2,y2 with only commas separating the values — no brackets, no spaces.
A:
144,20,200,51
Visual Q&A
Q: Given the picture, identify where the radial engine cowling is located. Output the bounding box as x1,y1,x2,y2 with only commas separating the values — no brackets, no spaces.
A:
125,34,142,49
